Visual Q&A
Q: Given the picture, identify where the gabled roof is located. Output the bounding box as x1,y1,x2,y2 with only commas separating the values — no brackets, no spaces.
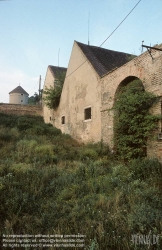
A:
48,65,67,78
76,41,135,77
9,86,29,95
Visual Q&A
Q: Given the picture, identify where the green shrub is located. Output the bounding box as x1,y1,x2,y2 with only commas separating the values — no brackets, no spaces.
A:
32,123,61,136
80,148,98,160
34,144,53,156
0,127,20,144
17,115,44,131
129,158,162,180
16,139,38,158
0,113,19,128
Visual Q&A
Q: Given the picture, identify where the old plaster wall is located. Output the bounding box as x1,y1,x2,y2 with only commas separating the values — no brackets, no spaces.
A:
54,41,102,143
9,93,29,105
101,45,162,160
43,67,55,124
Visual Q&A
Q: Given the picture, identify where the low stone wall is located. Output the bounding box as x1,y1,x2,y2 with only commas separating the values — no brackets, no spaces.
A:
0,103,43,116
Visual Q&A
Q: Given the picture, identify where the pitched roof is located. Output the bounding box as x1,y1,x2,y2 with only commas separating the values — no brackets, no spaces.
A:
48,65,67,77
76,41,135,77
9,86,29,95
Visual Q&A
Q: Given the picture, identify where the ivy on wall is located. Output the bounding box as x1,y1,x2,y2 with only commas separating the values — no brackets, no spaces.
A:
113,79,160,161
43,72,66,110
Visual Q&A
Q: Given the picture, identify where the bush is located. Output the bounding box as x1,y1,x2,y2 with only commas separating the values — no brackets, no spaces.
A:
80,148,98,160
17,116,44,131
129,158,162,181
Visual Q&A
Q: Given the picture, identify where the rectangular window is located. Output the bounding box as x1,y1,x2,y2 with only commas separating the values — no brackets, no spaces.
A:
84,107,91,120
50,116,52,121
21,100,23,102
158,133,162,140
61,116,65,124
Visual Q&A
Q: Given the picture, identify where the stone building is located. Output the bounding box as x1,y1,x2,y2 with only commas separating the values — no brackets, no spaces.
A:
43,65,67,123
43,41,162,161
9,85,29,105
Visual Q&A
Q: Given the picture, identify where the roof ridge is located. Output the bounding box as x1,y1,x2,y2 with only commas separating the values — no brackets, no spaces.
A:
75,41,132,54
49,65,67,69
9,86,29,95
76,41,107,75
48,65,67,78
75,41,135,77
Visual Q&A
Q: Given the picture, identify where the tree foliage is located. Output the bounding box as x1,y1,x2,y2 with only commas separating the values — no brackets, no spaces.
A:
28,91,42,105
43,71,66,110
113,79,160,160
28,93,39,105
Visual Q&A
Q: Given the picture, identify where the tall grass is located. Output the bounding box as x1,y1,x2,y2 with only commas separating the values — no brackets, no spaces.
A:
0,113,162,249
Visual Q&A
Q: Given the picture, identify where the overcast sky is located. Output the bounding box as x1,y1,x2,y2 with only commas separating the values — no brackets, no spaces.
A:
0,0,162,103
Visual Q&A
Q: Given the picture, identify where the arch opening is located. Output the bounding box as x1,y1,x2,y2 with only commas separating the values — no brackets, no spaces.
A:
114,76,144,102
113,77,157,160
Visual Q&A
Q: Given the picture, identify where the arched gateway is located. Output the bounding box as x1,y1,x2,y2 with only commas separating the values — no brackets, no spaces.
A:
101,46,162,161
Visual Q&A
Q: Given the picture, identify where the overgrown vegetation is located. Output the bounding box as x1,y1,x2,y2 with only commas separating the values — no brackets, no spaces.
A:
0,113,162,249
113,79,160,161
43,71,66,110
28,91,42,105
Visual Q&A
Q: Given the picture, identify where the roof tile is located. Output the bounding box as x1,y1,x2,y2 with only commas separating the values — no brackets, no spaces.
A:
9,86,29,95
76,41,135,77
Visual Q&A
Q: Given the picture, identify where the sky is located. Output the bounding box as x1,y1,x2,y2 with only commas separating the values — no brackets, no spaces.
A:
0,0,162,103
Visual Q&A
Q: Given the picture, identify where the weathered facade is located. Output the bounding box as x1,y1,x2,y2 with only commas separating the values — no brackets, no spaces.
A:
43,41,162,161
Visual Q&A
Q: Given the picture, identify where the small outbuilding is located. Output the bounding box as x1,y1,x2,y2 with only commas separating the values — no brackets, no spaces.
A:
9,85,29,105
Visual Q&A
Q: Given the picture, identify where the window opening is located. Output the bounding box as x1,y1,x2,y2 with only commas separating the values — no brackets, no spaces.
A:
84,107,91,120
61,116,65,124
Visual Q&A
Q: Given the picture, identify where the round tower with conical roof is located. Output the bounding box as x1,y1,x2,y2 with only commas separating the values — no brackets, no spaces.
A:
9,85,29,105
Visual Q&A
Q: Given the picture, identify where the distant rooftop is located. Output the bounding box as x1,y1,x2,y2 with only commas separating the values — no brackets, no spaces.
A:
9,86,29,95
76,41,135,77
48,65,67,77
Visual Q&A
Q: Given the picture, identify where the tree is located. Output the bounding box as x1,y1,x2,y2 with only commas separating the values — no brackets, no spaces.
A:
113,79,160,160
28,91,42,105
43,71,66,110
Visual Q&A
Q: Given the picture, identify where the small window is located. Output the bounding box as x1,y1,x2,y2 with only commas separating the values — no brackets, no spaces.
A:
84,107,91,120
50,116,52,121
61,116,65,124
21,94,23,96
21,100,23,102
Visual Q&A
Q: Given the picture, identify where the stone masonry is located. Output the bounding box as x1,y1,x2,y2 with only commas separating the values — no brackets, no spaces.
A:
0,103,42,117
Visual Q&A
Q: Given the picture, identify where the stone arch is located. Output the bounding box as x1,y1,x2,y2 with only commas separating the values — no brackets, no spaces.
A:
113,76,148,158
114,75,144,103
